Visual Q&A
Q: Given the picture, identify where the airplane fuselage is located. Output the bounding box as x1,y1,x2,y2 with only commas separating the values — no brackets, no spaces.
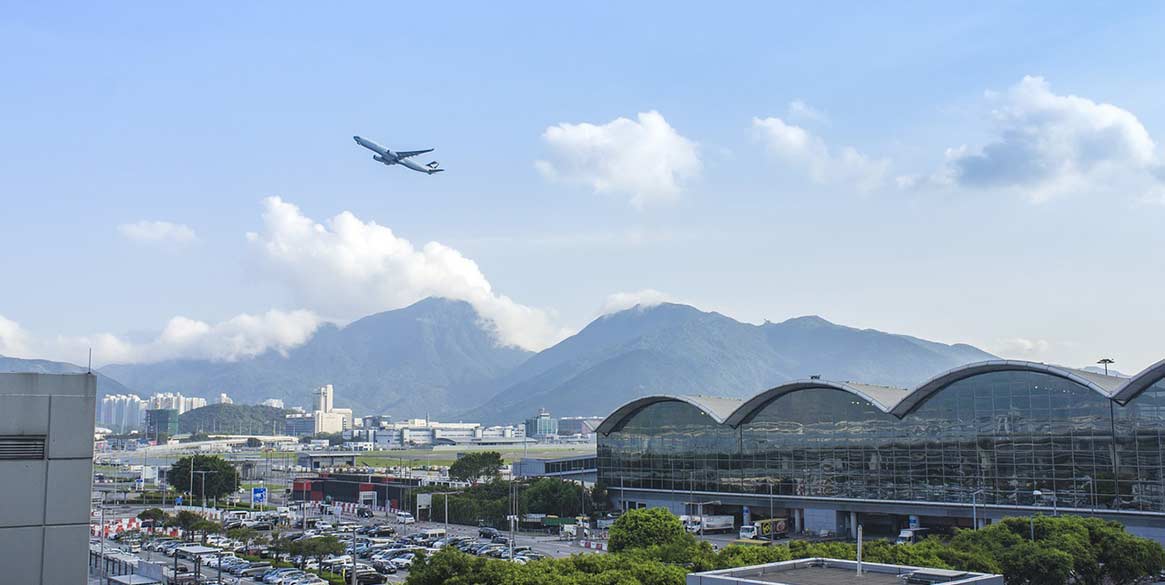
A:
353,135,442,174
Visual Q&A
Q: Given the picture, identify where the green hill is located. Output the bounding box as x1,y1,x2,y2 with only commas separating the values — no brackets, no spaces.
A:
178,403,291,435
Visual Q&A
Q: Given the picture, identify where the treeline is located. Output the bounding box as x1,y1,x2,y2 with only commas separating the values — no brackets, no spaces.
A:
405,509,1165,585
413,478,605,528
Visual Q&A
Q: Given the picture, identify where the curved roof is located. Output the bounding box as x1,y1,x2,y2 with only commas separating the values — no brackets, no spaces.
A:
600,359,1145,433
723,380,908,426
889,360,1119,416
595,394,743,435
1111,358,1165,404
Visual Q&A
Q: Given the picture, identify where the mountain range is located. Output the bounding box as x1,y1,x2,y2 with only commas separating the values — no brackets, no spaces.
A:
4,298,999,424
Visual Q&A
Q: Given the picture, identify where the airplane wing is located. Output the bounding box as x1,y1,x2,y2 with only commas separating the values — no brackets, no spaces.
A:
395,149,434,159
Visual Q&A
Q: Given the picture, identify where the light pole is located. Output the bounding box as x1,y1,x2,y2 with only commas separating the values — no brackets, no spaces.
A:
768,481,775,543
1030,489,1042,540
192,470,216,509
971,488,984,529
432,491,459,537
695,500,720,538
1097,358,1115,376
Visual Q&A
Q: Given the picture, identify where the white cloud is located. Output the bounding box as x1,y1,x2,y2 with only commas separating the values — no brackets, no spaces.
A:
993,337,1052,358
536,111,701,208
0,314,31,356
752,116,888,192
598,289,675,315
0,309,321,365
787,100,829,125
118,220,198,244
246,197,570,351
934,76,1163,202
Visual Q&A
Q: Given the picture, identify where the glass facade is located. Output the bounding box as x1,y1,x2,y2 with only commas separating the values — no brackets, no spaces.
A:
597,371,1165,514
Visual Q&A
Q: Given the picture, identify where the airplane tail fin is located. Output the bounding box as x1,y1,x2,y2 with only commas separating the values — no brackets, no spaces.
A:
429,168,445,174
426,160,444,174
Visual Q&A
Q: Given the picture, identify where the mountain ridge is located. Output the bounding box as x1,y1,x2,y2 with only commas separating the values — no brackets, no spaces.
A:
6,298,1003,425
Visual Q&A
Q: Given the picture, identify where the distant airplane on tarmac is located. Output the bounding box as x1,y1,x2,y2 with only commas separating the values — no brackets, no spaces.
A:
353,135,444,174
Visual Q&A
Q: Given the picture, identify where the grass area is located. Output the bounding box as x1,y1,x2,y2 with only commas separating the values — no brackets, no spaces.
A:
355,444,595,468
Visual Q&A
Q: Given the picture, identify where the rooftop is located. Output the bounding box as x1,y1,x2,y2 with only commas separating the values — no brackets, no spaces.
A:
688,558,1002,585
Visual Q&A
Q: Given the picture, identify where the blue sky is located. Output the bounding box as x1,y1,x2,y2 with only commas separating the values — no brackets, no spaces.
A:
2,2,1164,372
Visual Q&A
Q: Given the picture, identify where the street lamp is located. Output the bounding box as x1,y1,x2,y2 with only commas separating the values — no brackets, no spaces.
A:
192,470,216,509
694,500,721,538
1030,489,1042,540
971,488,985,529
1097,358,1115,376
432,491,459,538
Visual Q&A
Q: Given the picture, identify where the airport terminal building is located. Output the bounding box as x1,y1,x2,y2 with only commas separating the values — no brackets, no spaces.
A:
596,359,1165,541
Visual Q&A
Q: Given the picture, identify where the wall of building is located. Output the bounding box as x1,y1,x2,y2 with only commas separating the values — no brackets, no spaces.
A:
0,373,96,585
598,369,1165,540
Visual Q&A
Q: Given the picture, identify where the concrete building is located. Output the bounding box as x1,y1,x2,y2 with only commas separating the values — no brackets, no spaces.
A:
296,451,358,470
261,398,285,409
98,394,145,433
313,384,334,413
687,558,1002,585
525,408,558,438
345,419,526,448
144,408,179,438
558,416,604,436
217,393,233,404
285,411,344,437
145,392,206,415
512,454,597,483
0,372,96,585
598,359,1165,542
333,407,354,430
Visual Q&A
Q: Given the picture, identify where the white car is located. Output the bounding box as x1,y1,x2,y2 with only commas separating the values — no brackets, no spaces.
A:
396,512,415,524
391,553,416,568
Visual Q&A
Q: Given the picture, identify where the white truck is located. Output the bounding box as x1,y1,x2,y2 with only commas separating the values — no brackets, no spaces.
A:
685,515,735,534
895,527,930,545
739,517,788,540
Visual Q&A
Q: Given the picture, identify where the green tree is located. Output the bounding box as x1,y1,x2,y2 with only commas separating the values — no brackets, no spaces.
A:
449,451,504,482
608,507,689,552
999,541,1074,585
227,527,260,551
165,510,203,541
166,454,239,500
191,519,221,543
137,507,168,529
291,536,345,570
590,481,610,513
524,478,589,518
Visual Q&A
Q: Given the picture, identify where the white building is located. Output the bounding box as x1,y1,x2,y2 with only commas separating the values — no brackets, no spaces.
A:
313,384,334,413
145,392,207,414
0,372,96,584
346,418,526,448
261,398,285,409
218,393,233,404
98,394,145,433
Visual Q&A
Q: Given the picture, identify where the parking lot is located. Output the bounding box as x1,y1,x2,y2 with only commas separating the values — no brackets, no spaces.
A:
89,504,605,584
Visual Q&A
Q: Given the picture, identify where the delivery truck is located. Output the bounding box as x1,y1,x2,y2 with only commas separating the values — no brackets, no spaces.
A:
685,515,735,534
739,517,788,540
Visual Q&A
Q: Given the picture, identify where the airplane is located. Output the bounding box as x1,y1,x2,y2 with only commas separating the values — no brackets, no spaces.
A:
353,135,444,174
